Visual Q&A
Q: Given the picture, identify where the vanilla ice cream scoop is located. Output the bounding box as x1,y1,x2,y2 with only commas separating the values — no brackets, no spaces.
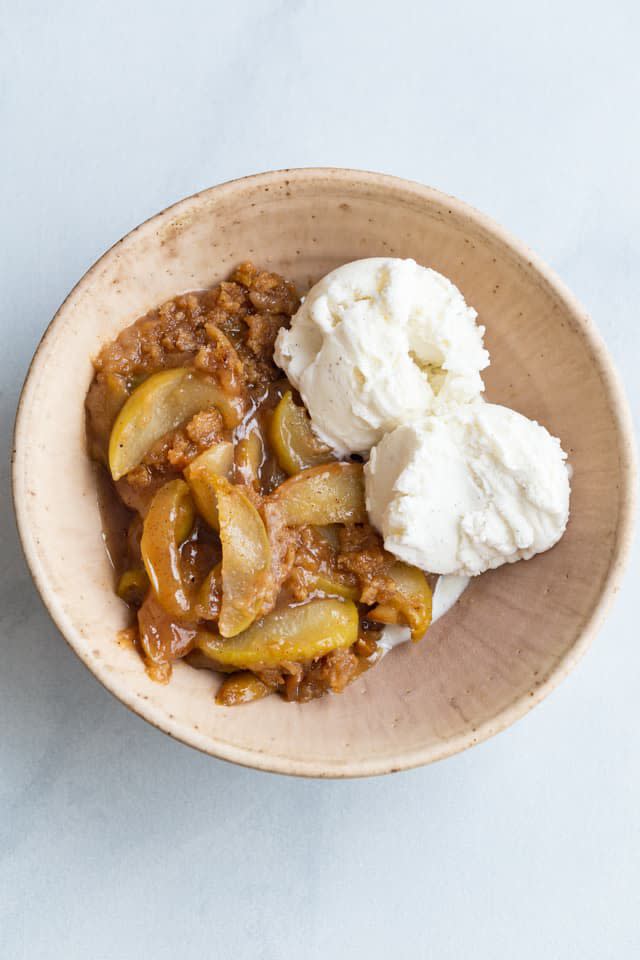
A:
365,403,571,576
274,258,489,455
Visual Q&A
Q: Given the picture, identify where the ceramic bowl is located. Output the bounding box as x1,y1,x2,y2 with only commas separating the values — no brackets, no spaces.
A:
13,169,636,777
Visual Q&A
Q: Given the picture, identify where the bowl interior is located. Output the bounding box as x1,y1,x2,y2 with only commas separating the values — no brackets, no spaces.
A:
13,169,635,776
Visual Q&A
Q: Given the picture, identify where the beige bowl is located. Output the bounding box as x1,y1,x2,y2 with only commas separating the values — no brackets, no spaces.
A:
13,169,636,777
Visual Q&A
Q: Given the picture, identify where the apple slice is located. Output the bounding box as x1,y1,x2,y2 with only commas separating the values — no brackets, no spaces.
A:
140,479,195,617
303,572,360,601
109,368,243,480
116,567,149,606
213,476,273,638
215,672,272,706
268,462,366,526
269,391,333,475
197,598,359,669
234,427,264,489
184,441,234,530
193,562,222,621
369,561,432,640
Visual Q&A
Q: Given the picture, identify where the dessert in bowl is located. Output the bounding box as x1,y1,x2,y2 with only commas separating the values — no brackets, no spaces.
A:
84,255,570,706
13,169,636,776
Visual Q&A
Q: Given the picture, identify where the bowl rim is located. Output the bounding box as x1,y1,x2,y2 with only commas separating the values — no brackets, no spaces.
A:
12,167,638,778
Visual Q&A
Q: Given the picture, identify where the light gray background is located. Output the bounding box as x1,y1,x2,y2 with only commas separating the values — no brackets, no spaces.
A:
2,1,639,957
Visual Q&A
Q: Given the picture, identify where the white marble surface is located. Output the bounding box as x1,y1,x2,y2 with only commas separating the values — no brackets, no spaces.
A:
2,2,639,957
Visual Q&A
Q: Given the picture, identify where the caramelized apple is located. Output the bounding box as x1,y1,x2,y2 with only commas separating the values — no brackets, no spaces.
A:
215,672,272,706
140,479,195,617
269,391,333,475
234,427,264,490
184,441,234,530
109,368,243,480
197,598,359,669
194,562,222,621
116,567,149,606
268,462,366,525
213,476,273,638
369,561,432,640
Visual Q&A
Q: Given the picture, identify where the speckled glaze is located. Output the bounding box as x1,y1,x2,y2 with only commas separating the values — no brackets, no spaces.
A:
12,169,637,777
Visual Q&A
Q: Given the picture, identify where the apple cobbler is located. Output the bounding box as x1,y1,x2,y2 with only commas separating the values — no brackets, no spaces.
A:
86,263,432,705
